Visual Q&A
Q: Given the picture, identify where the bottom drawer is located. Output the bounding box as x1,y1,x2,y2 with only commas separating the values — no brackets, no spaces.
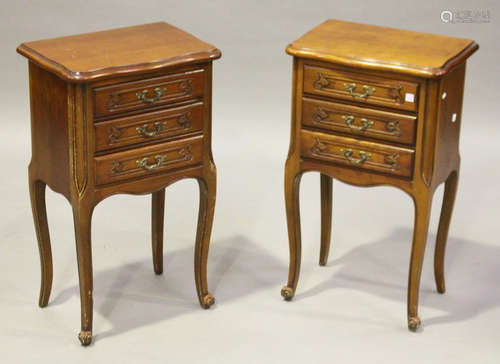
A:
95,135,203,185
301,130,414,177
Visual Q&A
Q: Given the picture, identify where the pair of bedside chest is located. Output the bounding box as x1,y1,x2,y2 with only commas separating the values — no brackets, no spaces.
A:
17,20,477,345
281,20,478,332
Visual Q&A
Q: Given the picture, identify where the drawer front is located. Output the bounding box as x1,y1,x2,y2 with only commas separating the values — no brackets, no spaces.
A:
93,69,204,117
302,97,416,145
301,130,414,177
95,135,203,185
303,65,419,112
94,102,203,152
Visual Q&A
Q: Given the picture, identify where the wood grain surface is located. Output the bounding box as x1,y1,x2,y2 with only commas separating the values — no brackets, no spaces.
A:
17,22,221,82
287,19,478,78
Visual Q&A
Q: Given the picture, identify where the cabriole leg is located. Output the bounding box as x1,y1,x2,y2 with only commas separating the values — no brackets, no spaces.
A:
434,170,459,294
408,193,432,332
194,172,216,309
72,202,94,346
281,166,303,301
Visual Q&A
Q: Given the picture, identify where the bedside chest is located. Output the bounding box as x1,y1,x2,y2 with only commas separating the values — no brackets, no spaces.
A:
17,22,221,345
280,19,478,331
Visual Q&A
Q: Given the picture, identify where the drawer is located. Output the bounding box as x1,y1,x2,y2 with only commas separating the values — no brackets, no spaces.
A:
302,97,416,145
301,130,414,177
303,65,419,112
95,135,203,185
94,102,203,152
93,69,204,117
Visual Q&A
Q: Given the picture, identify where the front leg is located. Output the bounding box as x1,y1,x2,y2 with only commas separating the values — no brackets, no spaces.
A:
194,170,216,309
72,201,94,346
281,165,303,301
407,192,432,332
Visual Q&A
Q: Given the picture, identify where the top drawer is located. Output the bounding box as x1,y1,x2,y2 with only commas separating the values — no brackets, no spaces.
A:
93,69,204,118
303,65,419,112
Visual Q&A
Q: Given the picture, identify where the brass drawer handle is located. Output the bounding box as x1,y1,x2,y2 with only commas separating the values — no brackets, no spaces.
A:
343,83,375,99
136,87,166,104
136,122,166,138
340,148,371,164
136,155,165,171
342,115,374,132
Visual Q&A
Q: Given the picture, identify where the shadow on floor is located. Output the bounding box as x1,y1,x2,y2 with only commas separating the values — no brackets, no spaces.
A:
48,228,500,337
294,227,500,327
50,235,287,339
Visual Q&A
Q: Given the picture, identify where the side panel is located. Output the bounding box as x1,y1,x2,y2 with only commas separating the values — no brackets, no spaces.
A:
28,62,70,199
433,63,465,185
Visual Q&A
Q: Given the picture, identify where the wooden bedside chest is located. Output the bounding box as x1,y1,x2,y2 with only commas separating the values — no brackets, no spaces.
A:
17,22,221,345
280,19,478,331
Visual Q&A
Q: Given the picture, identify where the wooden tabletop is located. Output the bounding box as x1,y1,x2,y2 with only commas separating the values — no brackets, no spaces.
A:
286,19,478,78
17,22,221,82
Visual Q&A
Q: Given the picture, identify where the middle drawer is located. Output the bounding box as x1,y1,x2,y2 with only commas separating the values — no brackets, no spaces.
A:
94,102,203,152
302,97,416,145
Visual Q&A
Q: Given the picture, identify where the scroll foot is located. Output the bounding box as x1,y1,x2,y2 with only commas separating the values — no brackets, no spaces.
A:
78,331,92,346
281,286,295,301
202,293,215,309
408,316,421,332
